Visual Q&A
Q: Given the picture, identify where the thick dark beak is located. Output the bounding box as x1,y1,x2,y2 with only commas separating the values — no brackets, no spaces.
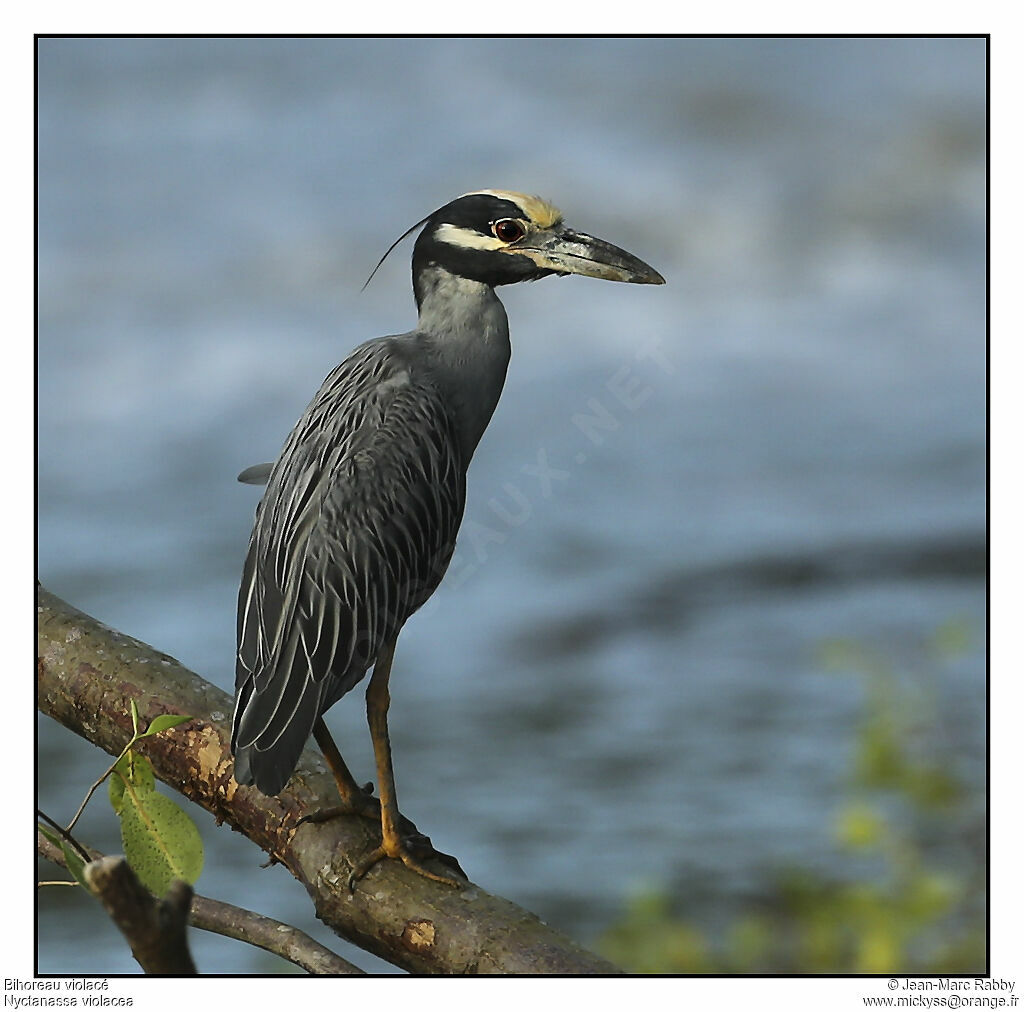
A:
517,225,665,285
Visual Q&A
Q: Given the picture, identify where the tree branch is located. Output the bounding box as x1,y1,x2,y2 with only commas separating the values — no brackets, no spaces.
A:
36,584,621,975
83,855,197,975
38,832,364,975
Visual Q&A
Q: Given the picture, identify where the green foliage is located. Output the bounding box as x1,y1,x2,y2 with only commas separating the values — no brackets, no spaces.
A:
108,745,204,896
39,703,202,898
597,620,985,974
60,840,90,890
142,713,194,737
600,892,715,973
108,749,156,813
37,823,90,890
115,786,204,896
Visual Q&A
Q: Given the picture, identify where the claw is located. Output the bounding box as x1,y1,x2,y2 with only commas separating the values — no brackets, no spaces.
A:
296,791,380,828
347,839,466,891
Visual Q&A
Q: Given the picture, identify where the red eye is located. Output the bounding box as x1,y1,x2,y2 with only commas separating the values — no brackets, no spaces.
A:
491,218,525,243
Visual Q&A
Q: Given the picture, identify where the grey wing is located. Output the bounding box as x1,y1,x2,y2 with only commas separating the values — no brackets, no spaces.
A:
231,340,465,795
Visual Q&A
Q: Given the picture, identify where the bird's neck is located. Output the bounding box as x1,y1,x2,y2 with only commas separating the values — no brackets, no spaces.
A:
415,265,512,462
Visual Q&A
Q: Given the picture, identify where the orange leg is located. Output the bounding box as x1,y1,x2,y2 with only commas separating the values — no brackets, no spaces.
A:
348,638,463,888
296,718,379,825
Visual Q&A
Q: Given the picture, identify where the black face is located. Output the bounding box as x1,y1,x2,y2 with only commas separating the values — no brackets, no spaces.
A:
411,194,557,299
427,193,525,232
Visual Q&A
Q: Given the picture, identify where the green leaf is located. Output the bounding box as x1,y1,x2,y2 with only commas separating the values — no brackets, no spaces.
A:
130,698,140,736
62,841,89,890
140,713,192,738
930,618,972,658
109,749,156,815
108,773,124,814
38,824,88,890
118,789,204,895
834,801,886,851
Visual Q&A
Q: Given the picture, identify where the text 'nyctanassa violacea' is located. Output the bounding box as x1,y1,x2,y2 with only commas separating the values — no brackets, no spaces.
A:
231,190,664,886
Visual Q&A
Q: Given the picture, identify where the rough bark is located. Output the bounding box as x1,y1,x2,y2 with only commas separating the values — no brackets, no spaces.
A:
83,856,197,975
37,831,365,975
37,584,622,975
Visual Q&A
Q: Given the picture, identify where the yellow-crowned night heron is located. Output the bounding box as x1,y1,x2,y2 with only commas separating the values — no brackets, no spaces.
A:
231,190,664,886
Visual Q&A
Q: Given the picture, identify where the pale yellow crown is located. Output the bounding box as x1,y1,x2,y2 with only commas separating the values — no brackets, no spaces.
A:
464,190,563,229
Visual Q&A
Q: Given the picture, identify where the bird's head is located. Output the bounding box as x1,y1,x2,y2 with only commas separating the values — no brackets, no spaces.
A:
366,190,665,305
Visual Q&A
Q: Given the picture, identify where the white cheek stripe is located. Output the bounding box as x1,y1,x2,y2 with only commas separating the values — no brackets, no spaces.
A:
434,223,508,252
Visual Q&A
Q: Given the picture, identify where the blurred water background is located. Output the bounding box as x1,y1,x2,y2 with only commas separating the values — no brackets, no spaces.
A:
36,37,986,974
